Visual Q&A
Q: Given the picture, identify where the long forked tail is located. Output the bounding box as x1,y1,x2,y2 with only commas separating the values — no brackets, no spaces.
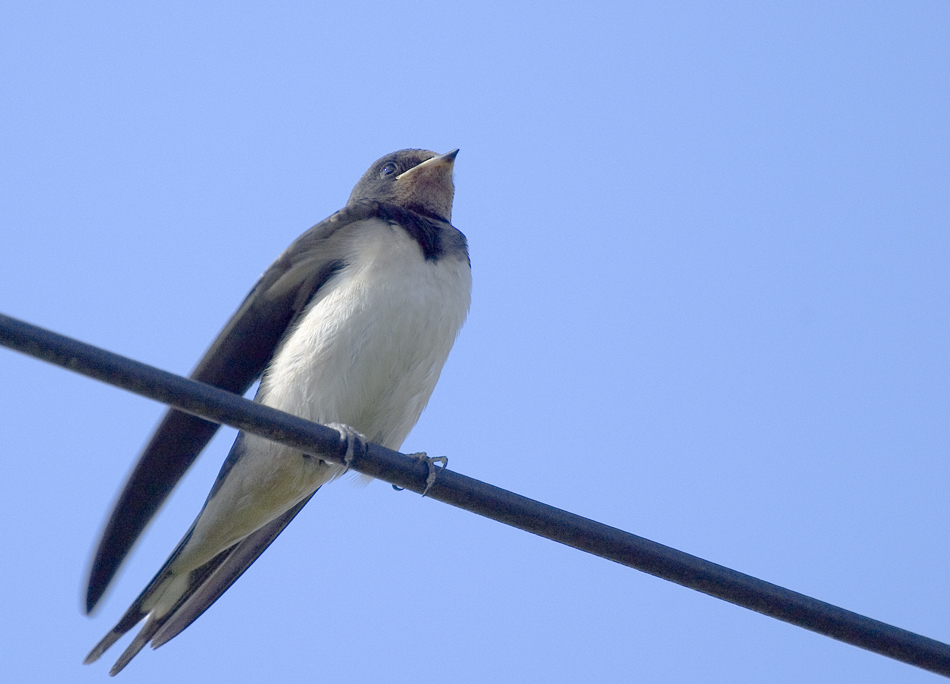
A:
84,491,316,676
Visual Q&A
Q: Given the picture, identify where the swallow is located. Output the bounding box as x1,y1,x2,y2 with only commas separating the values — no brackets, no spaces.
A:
83,149,471,674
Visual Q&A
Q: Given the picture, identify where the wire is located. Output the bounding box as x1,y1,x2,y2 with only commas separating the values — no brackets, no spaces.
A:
2,311,949,678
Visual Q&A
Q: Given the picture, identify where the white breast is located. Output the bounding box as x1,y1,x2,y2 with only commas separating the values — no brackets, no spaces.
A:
259,217,471,450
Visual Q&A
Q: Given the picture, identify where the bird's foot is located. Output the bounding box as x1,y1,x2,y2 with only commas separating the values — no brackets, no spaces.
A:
327,423,367,472
402,452,448,497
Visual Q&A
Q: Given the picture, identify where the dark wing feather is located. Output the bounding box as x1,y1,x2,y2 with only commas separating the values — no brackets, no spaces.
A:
85,203,385,612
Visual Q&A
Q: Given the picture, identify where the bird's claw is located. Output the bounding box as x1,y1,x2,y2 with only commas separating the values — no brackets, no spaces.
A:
404,452,447,497
327,423,367,471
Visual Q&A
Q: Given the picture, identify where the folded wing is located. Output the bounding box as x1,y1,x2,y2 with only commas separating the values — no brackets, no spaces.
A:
84,205,382,612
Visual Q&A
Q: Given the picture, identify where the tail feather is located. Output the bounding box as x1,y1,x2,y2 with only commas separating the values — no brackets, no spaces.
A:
84,611,144,666
85,547,238,675
85,489,318,674
152,491,316,648
108,614,163,676
84,523,200,668
83,568,174,666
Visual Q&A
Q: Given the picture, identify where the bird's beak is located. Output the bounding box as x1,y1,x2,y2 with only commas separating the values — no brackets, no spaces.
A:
396,149,459,181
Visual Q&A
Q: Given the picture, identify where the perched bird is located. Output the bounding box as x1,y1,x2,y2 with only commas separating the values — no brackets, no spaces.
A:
83,149,471,675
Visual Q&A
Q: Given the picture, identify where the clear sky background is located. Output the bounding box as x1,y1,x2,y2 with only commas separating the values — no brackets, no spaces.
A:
1,3,948,683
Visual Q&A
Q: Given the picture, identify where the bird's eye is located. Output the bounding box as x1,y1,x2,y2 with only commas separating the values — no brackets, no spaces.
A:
379,162,398,178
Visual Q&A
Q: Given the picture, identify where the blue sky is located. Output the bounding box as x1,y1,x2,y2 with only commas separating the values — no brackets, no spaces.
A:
1,2,948,682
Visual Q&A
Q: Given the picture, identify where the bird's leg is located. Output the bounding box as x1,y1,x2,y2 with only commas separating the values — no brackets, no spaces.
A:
327,423,367,473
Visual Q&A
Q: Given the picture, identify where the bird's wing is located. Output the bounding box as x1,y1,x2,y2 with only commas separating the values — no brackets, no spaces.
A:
85,203,384,612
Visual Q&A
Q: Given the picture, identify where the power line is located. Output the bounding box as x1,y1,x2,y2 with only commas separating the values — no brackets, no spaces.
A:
2,311,949,678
